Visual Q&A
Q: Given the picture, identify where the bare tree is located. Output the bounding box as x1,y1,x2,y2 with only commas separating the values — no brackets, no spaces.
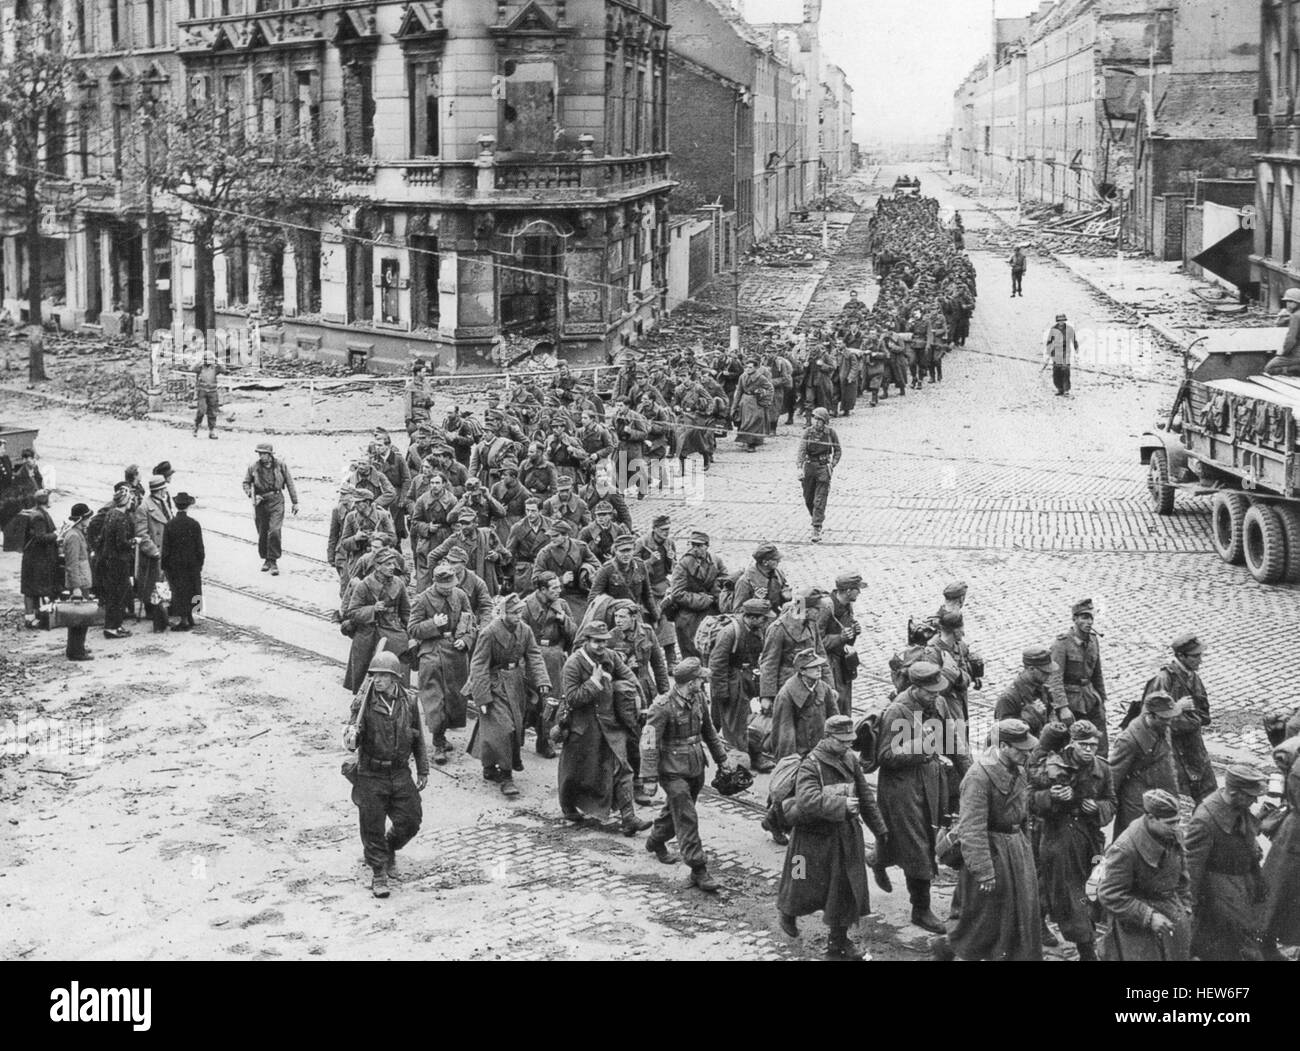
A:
0,12,76,380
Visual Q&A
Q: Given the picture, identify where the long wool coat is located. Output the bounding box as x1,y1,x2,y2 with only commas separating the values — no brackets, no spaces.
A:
1185,789,1267,960
161,512,205,620
19,507,59,598
466,618,551,771
946,750,1042,961
407,585,474,730
875,688,947,880
1262,736,1300,945
342,573,411,692
1098,816,1192,961
1108,715,1178,836
777,739,888,927
557,648,639,819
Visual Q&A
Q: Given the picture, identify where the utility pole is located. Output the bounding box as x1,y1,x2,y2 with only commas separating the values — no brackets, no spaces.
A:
141,83,164,411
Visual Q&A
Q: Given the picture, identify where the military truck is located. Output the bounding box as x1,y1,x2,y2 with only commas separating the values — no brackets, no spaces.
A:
1140,330,1300,584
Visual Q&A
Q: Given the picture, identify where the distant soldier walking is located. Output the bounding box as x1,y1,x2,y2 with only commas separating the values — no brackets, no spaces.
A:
1009,244,1027,297
242,442,299,575
192,351,224,439
796,407,841,544
1045,313,1078,397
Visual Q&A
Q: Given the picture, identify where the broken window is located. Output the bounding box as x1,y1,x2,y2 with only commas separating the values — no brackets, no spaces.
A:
343,61,375,155
295,69,320,144
498,59,558,154
257,72,279,138
410,234,440,329
408,60,440,157
295,229,322,315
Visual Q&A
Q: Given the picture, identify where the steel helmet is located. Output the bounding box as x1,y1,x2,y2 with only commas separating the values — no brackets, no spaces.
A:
368,651,404,677
1284,287,1300,305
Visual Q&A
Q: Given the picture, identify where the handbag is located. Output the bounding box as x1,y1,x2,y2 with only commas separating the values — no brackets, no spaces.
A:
935,825,964,869
50,599,106,629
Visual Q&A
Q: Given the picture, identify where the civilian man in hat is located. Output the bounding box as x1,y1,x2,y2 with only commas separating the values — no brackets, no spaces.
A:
61,502,95,660
1098,787,1192,960
669,530,727,660
342,547,411,692
557,620,652,835
193,351,224,439
733,543,791,618
796,406,841,543
819,573,864,718
133,475,171,632
95,486,137,640
541,475,592,532
152,462,176,516
520,570,575,760
1109,691,1179,836
1030,720,1115,960
407,563,475,765
993,646,1055,735
777,713,889,961
466,593,553,797
936,719,1042,961
636,513,677,663
161,492,204,631
770,650,838,763
578,500,629,564
242,442,299,575
759,588,833,706
427,507,507,596
1185,765,1276,960
1045,313,1078,396
709,597,771,757
505,496,552,597
588,532,657,624
875,661,950,934
1131,633,1217,805
641,658,733,892
343,650,428,898
1048,598,1109,754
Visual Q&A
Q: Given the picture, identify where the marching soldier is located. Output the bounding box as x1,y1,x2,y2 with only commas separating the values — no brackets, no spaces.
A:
407,563,475,765
708,597,771,757
668,530,727,659
732,543,791,617
992,646,1054,735
818,572,863,718
520,570,575,760
241,442,299,575
1132,633,1217,805
640,658,734,893
1047,598,1109,755
343,651,428,898
1109,691,1179,836
796,407,841,543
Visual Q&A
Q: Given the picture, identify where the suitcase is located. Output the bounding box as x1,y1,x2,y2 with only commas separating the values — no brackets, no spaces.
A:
50,600,105,629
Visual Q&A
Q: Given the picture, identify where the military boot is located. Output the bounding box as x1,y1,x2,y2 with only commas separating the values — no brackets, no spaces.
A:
371,870,390,899
633,778,656,806
910,908,945,934
647,840,679,865
825,928,866,961
621,808,652,836
689,866,720,893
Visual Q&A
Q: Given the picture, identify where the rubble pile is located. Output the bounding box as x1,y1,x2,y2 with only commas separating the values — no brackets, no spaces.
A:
806,191,859,212
253,356,352,380
745,230,841,267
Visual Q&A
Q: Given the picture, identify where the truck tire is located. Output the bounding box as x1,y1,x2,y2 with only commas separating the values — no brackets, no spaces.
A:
1210,492,1248,565
1274,504,1300,584
1243,503,1288,584
1146,450,1176,515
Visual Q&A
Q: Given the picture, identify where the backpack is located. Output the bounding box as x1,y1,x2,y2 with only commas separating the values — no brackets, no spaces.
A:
853,712,884,775
694,613,739,665
907,614,939,645
767,753,802,805
888,643,929,694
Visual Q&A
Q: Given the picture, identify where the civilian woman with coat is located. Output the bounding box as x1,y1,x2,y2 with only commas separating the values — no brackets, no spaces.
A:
60,502,95,660
161,492,204,630
20,490,58,628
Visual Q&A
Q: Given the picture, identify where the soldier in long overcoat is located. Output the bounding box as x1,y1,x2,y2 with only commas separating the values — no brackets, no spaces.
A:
466,594,552,796
942,720,1042,961
1262,732,1300,949
1029,720,1116,958
407,564,474,763
1097,788,1192,961
770,652,838,761
1108,692,1179,836
758,593,833,702
776,716,888,961
342,549,411,692
668,530,726,659
874,662,950,934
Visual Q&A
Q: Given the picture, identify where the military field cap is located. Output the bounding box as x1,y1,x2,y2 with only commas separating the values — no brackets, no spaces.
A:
812,407,830,421
499,460,519,474
445,545,469,563
652,513,671,527
432,444,455,456
594,501,614,514
943,580,968,599
499,593,525,615
795,651,828,671
373,548,401,567
908,661,944,689
689,530,710,544
1069,720,1100,743
754,543,781,562
835,572,863,591
148,475,168,491
1143,691,1176,714
672,657,706,683
997,718,1038,752
255,442,274,454
557,476,574,488
354,487,374,501
580,620,613,642
457,509,478,524
1071,598,1094,616
740,598,771,617
533,570,558,589
613,534,635,551
433,564,457,582
824,714,856,741
1022,646,1052,667
1142,788,1179,818
1224,765,1269,795
549,519,574,535
939,610,964,630
1055,313,1067,322
1172,632,1203,656
464,477,482,489
338,482,358,496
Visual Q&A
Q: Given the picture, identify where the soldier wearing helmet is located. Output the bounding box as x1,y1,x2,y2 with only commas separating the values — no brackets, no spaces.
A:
343,648,429,898
1266,286,1300,377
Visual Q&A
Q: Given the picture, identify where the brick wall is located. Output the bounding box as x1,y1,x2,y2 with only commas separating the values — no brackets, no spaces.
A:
667,57,738,213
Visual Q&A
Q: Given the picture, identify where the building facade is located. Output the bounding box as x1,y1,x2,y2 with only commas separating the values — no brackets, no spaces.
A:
3,0,676,371
1253,0,1300,309
819,61,852,182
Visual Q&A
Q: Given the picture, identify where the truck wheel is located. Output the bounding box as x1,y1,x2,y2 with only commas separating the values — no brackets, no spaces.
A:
1210,492,1248,565
1146,450,1176,515
1243,503,1288,584
1274,504,1300,584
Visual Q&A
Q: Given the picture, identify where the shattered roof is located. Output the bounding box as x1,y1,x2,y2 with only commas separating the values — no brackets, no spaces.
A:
1154,72,1257,140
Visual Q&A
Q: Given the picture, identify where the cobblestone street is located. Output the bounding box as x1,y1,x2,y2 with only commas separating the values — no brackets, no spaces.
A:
3,164,1296,963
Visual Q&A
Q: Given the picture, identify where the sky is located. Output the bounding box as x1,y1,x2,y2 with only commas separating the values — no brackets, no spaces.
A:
734,0,1046,142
